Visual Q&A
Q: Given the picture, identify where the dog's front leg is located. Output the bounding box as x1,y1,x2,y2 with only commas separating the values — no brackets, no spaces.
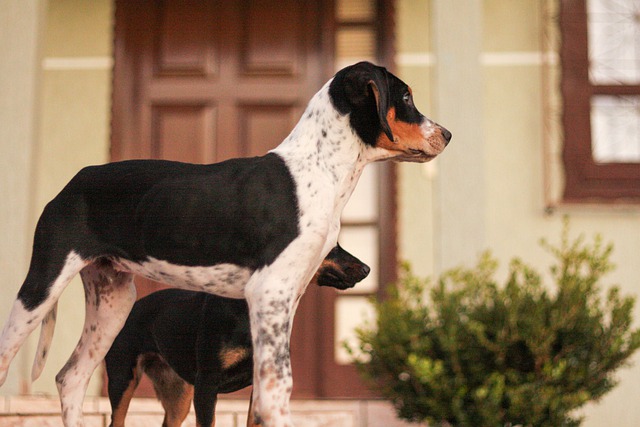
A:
245,272,297,427
244,241,324,427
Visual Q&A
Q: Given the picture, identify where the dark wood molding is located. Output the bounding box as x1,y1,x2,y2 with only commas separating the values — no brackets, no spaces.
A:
559,0,640,203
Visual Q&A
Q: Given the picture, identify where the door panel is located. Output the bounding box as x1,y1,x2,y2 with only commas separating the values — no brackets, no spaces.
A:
239,0,305,76
154,1,218,77
152,104,217,162
238,104,301,157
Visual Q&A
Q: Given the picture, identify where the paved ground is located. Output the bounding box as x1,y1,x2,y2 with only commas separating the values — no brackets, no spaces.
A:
0,395,421,426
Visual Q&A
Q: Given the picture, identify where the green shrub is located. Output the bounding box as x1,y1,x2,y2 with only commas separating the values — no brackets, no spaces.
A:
350,223,640,426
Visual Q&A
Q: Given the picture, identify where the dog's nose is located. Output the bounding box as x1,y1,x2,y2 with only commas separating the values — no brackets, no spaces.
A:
360,264,371,278
441,127,452,145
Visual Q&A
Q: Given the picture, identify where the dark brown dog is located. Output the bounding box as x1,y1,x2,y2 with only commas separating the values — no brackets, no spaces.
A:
105,244,369,427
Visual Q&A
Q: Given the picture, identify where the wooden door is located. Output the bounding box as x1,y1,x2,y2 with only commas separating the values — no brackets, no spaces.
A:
112,0,330,163
111,0,396,400
112,0,332,398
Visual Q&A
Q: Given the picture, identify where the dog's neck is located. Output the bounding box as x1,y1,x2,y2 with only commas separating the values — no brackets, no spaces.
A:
271,81,387,216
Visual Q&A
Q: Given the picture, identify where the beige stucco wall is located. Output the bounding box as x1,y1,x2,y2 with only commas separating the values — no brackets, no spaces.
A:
396,0,437,279
33,0,113,397
397,1,640,426
0,0,112,397
0,0,47,396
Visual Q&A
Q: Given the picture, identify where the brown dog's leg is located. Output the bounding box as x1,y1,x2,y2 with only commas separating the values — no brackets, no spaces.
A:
162,383,194,427
110,365,141,427
142,354,195,427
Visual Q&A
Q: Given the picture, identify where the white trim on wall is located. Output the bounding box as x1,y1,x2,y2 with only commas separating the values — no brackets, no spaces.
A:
481,51,558,66
396,52,435,66
396,51,558,67
42,56,113,70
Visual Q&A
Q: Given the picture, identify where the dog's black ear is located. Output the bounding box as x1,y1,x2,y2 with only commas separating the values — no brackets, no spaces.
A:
329,62,395,144
367,77,395,143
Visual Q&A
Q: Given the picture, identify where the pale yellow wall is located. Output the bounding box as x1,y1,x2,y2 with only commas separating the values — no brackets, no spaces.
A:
32,0,113,397
0,0,113,397
397,1,640,426
0,0,47,396
396,0,436,278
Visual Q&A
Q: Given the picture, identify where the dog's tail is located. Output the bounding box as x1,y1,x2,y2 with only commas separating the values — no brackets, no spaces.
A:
31,302,58,381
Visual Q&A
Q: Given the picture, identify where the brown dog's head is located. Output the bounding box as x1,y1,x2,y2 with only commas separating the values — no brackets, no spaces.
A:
329,61,451,162
313,244,370,290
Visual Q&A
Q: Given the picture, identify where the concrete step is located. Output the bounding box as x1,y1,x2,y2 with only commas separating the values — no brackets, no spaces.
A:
0,396,423,426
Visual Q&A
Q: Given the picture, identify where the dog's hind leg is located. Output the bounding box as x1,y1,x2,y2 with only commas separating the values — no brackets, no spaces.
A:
106,339,144,427
0,251,87,386
159,381,194,427
107,358,141,427
56,260,136,427
139,353,194,427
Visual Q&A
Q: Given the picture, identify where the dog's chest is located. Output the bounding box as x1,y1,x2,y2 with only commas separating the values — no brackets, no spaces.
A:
289,156,366,256
114,258,251,298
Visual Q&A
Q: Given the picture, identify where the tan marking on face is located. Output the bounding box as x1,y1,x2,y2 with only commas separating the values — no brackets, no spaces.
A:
220,346,250,370
377,107,447,161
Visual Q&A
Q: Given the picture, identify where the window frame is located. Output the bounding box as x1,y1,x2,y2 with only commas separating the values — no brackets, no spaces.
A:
559,0,640,203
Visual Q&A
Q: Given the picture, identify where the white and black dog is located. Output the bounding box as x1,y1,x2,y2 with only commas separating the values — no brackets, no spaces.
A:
0,62,450,427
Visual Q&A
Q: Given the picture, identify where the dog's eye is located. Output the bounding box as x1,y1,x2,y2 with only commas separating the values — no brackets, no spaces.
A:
403,92,412,104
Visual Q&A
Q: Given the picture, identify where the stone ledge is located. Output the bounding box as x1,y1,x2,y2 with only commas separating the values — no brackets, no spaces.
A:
0,396,421,427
